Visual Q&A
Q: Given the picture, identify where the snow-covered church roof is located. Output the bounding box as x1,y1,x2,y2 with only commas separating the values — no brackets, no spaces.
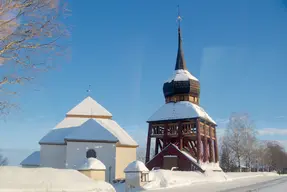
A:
66,96,112,118
20,151,40,166
39,97,138,146
148,101,216,124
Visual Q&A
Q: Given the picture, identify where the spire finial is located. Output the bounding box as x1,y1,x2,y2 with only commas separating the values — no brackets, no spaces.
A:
174,5,187,70
177,5,182,29
87,85,91,96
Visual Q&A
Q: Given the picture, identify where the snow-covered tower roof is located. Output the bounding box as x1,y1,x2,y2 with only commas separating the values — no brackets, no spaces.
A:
124,161,149,173
147,101,216,124
78,157,106,171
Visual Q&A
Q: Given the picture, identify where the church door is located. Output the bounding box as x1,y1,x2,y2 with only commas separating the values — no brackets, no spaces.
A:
163,155,178,170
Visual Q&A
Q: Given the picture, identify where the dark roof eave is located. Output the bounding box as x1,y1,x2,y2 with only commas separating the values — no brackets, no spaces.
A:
147,117,217,126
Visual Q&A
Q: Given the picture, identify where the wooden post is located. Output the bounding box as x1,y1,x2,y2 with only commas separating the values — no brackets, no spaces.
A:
178,121,183,150
163,123,168,148
155,138,159,155
209,125,214,162
196,118,201,163
214,126,219,162
145,123,152,163
203,123,208,162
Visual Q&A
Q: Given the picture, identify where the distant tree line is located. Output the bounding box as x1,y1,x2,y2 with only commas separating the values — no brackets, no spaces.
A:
219,113,287,173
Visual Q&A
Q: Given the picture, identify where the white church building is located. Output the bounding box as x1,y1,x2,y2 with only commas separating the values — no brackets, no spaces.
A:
21,96,138,182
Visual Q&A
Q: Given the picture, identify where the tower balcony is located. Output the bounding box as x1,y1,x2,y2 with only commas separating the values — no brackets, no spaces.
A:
150,121,215,139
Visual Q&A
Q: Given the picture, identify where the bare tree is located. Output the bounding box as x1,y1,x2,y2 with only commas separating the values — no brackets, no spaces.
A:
253,141,268,171
264,141,287,172
0,0,70,115
136,147,145,162
223,113,257,171
240,116,257,170
137,146,155,163
0,151,8,166
219,136,236,172
224,113,244,171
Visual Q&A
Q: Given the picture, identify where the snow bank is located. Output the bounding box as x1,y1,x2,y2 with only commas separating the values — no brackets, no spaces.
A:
142,169,228,190
226,171,279,180
136,171,278,190
0,166,115,192
114,169,279,191
200,162,222,171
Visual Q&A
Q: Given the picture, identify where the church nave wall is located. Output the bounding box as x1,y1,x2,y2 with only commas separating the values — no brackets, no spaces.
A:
65,141,116,182
40,144,66,169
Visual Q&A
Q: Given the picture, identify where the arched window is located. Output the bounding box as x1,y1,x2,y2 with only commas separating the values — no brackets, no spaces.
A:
86,149,97,158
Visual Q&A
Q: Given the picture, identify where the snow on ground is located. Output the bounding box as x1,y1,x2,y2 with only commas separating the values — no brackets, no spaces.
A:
114,170,279,191
256,176,287,192
226,171,278,180
144,169,228,190
0,166,115,192
114,169,228,191
157,174,283,192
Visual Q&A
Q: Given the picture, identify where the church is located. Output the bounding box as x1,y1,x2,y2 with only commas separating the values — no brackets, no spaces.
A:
21,96,138,182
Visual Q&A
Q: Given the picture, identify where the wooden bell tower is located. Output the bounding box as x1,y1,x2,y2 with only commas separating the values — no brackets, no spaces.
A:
145,10,219,170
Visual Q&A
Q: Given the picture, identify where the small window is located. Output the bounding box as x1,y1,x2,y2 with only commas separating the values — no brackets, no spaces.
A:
86,149,97,158
141,173,148,182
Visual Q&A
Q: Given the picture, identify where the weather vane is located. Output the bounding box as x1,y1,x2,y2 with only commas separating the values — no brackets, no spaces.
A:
177,5,182,28
86,85,91,96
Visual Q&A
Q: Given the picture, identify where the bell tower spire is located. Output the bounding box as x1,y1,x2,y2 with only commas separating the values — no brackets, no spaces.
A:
175,5,187,70
163,6,200,104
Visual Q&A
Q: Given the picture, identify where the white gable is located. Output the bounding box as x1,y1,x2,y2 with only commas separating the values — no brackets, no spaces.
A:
148,101,216,124
66,96,112,117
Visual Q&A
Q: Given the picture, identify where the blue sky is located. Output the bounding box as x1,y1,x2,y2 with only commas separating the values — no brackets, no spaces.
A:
1,0,287,165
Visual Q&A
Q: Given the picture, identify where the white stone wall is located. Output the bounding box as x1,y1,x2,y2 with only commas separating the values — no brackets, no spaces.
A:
40,144,66,169
65,141,116,182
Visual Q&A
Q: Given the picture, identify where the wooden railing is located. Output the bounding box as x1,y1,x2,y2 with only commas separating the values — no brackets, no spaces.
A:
151,124,164,136
150,121,213,137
